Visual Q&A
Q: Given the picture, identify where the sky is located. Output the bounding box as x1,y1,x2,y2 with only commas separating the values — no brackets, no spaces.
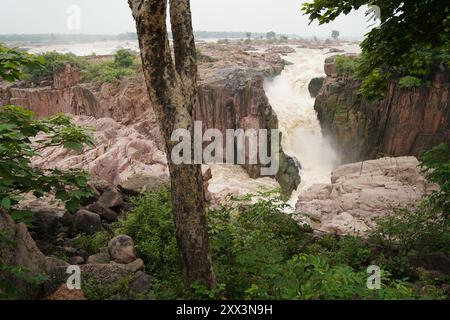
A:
0,0,370,39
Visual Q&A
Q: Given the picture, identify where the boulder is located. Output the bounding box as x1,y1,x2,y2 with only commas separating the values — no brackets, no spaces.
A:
69,256,85,265
0,209,67,298
111,258,144,273
108,235,137,264
86,252,110,264
120,174,168,195
308,77,325,98
85,202,118,222
72,210,102,235
409,252,450,275
129,271,151,294
98,187,124,209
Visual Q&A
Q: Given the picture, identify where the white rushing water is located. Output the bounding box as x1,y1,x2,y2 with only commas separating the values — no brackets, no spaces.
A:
264,47,339,205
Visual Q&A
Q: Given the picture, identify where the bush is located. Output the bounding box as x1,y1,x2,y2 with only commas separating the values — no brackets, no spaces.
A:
335,55,358,77
399,76,422,88
114,49,134,68
23,51,85,83
75,231,112,255
81,60,135,84
420,143,450,215
117,186,445,300
114,184,182,299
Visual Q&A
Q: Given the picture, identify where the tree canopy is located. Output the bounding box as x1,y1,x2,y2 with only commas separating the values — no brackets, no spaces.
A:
303,0,450,100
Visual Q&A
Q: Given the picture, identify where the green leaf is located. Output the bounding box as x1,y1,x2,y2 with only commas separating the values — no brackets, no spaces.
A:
1,197,11,210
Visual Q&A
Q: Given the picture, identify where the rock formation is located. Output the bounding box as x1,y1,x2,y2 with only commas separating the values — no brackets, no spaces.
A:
294,157,435,236
0,44,300,195
314,56,450,164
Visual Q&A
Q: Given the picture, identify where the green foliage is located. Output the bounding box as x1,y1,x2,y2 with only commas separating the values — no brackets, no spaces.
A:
399,76,422,88
420,143,450,215
0,106,94,214
331,30,340,40
118,185,445,300
114,184,182,299
75,231,112,255
302,0,450,100
114,49,135,68
23,51,85,83
20,50,137,85
81,60,135,84
195,48,203,61
83,274,144,300
358,68,389,101
0,44,43,82
335,55,357,77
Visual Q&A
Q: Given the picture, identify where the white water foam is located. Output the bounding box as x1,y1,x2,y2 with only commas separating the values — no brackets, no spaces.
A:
264,46,359,206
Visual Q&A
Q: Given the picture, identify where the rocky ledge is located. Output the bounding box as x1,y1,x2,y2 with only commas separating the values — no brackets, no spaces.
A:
313,55,450,164
0,43,301,196
294,156,436,236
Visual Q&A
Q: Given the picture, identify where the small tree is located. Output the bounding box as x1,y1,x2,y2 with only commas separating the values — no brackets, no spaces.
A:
266,31,276,40
246,32,252,41
331,30,340,40
114,49,134,68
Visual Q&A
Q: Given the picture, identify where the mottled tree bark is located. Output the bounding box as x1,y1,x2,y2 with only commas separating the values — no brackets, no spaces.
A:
128,0,216,288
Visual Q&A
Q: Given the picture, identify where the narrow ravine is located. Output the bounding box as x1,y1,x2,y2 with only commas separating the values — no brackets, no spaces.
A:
264,46,358,205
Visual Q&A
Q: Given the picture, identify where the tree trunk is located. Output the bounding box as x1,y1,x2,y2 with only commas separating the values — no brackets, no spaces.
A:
128,0,216,288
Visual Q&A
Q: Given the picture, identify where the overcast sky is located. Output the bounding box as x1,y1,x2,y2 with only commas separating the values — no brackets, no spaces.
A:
0,0,370,38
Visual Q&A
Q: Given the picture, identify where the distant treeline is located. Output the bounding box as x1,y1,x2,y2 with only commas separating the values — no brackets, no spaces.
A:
0,31,300,45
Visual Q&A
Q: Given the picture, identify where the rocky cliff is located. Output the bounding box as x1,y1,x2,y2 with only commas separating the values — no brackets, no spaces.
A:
314,56,450,164
0,45,300,196
295,156,434,235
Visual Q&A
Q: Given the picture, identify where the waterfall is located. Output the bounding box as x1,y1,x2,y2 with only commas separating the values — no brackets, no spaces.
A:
264,47,342,205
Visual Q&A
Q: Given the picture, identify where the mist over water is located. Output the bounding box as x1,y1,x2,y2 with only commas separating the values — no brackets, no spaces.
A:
264,48,343,205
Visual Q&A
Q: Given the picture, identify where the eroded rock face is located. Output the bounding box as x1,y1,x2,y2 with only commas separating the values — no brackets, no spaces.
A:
315,56,450,163
0,208,67,298
294,157,433,236
2,45,300,196
31,115,169,187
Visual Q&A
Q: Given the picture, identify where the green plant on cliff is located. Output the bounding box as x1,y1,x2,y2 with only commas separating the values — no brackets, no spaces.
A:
302,0,450,101
114,49,135,68
23,51,86,83
399,76,423,89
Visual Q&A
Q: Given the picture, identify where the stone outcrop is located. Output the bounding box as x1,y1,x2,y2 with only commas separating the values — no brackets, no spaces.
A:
294,157,434,236
1,44,300,195
0,208,68,298
308,77,325,98
314,56,450,164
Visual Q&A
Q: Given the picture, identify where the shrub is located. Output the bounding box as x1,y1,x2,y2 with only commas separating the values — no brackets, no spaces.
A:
114,184,183,299
75,231,112,255
399,76,422,88
23,51,85,82
114,49,134,68
115,186,446,300
81,60,135,84
420,143,450,215
335,55,357,76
